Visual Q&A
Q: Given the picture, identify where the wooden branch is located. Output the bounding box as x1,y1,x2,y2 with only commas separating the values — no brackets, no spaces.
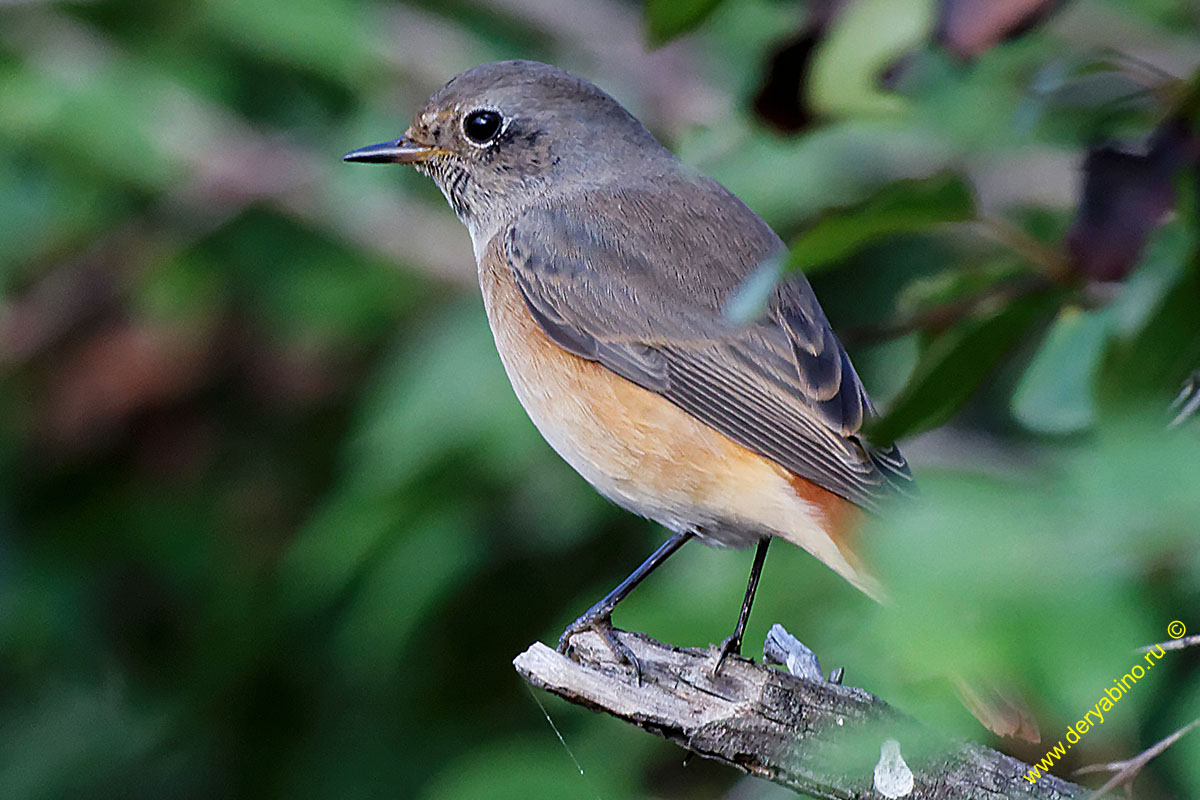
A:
513,627,1086,800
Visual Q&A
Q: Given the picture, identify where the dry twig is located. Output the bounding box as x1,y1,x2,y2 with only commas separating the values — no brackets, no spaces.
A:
514,626,1086,800
1075,717,1200,799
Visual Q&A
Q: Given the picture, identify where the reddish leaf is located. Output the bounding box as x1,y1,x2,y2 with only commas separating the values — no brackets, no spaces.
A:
936,0,1066,60
1067,117,1200,283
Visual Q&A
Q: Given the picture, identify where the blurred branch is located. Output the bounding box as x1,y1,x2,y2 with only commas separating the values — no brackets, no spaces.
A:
514,628,1085,800
0,9,476,285
974,216,1073,282
842,275,1048,348
1137,633,1200,652
1074,717,1200,799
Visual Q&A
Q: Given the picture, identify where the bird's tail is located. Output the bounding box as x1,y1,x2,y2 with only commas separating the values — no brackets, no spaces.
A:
953,674,1042,743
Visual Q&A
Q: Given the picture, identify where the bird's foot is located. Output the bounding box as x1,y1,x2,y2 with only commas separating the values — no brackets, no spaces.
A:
710,633,743,677
557,613,643,681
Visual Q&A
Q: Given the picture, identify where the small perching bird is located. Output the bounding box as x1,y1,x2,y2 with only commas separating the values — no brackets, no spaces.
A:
342,60,914,676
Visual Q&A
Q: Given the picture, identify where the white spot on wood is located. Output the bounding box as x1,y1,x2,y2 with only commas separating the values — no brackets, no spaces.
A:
873,738,914,798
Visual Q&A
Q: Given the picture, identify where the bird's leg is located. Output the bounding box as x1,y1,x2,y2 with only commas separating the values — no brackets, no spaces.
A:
558,529,696,676
712,536,771,676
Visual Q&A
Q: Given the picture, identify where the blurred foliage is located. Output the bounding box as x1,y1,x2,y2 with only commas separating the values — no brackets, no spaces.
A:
1,1,1199,799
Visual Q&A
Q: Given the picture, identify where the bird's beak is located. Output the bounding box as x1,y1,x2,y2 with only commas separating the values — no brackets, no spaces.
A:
342,135,443,164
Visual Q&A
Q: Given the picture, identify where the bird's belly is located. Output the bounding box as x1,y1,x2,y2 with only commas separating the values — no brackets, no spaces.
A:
476,238,872,593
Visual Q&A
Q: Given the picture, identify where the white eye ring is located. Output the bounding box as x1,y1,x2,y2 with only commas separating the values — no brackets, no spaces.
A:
461,109,505,147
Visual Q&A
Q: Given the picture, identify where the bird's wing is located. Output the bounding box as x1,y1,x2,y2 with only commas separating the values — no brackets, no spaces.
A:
503,178,911,510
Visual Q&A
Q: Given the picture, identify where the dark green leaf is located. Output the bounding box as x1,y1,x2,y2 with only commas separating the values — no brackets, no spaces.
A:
1099,265,1200,406
1011,307,1113,434
643,0,726,45
894,261,1026,318
786,172,976,275
1109,219,1193,337
867,290,1058,443
728,174,978,325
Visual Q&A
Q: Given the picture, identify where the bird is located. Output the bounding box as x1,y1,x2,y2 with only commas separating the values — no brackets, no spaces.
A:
342,60,912,687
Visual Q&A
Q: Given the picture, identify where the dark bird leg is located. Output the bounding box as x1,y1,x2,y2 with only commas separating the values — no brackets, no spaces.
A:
558,529,696,676
712,536,771,675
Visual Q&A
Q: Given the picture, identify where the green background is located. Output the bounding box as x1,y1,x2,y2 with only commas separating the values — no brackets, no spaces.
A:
1,0,1198,798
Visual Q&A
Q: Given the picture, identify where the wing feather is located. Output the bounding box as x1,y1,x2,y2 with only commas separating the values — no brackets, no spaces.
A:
503,178,911,509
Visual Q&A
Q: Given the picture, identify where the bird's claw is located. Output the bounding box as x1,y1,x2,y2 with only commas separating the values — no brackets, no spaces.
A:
711,633,743,677
555,612,597,653
557,613,643,681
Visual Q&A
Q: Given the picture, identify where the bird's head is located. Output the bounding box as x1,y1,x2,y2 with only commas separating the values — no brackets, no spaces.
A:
344,60,672,247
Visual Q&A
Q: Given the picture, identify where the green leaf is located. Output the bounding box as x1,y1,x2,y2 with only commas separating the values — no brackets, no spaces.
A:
723,250,784,324
895,261,1026,319
865,414,1198,737
786,172,976,275
643,0,726,45
729,174,978,329
1011,306,1113,434
868,290,1058,443
1100,265,1200,405
808,0,935,116
201,0,376,85
1110,219,1195,337
1014,56,1159,137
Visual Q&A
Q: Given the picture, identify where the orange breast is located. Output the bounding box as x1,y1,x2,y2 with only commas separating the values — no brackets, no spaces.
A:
475,236,876,597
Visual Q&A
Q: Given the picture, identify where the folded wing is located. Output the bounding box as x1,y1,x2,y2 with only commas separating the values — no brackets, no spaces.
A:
503,176,911,510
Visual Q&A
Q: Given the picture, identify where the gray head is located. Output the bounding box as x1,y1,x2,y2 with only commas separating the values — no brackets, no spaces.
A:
344,61,677,249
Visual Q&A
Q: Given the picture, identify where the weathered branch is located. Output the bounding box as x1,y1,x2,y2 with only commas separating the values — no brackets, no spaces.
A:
513,627,1086,800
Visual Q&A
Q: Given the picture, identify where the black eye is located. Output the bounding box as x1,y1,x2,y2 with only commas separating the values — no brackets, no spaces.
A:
463,109,502,144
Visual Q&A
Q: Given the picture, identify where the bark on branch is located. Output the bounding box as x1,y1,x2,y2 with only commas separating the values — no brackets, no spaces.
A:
513,627,1085,800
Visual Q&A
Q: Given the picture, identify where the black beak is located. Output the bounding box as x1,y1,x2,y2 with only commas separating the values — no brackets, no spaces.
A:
342,136,442,164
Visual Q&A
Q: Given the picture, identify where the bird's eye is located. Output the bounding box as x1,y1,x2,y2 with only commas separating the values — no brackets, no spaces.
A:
462,109,503,144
